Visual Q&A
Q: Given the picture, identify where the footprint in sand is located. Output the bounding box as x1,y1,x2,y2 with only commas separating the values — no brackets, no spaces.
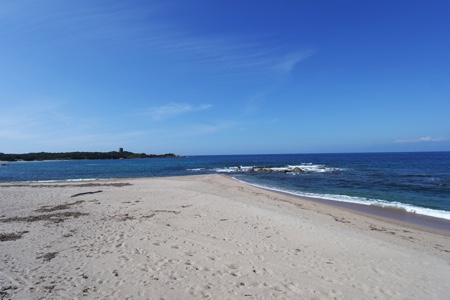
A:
226,263,240,270
207,256,220,261
185,250,196,257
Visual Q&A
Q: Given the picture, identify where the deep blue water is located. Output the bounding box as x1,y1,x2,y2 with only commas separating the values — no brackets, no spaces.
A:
1,152,449,220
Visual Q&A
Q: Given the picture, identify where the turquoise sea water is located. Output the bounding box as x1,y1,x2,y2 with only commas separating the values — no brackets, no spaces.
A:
1,152,449,221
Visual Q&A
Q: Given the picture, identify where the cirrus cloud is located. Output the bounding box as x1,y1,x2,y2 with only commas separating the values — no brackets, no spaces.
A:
145,102,212,121
394,136,449,143
275,50,314,73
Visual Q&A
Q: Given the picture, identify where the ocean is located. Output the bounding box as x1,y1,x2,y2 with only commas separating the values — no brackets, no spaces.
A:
1,152,450,222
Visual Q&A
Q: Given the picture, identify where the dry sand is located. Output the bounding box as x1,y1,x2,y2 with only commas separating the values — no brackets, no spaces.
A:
1,174,449,299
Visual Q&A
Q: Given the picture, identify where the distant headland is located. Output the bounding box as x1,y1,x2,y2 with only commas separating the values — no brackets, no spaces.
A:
0,148,182,162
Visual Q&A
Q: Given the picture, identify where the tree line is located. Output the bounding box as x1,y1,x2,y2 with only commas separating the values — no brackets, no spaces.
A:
0,151,180,162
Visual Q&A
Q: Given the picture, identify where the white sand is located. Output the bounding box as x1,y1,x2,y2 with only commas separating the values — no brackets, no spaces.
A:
1,174,449,299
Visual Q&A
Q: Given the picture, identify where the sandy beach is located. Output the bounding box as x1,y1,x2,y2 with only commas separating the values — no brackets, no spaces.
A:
1,174,449,299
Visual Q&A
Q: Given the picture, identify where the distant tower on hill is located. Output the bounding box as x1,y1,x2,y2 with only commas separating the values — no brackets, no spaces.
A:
119,148,123,153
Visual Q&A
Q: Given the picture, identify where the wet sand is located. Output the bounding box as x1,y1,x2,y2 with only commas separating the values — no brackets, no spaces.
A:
285,193,450,234
1,175,449,299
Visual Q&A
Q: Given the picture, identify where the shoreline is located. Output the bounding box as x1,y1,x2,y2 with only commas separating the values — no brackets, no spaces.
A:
2,173,449,233
245,181,450,234
1,174,449,298
300,194,450,234
230,175,450,233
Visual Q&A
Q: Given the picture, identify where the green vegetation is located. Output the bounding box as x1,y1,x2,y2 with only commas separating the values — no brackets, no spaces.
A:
0,151,180,162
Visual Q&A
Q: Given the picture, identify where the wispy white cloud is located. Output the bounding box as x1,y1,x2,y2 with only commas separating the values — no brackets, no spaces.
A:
275,50,315,73
2,2,312,81
0,101,62,137
0,101,108,149
185,121,238,135
394,136,449,143
144,103,212,121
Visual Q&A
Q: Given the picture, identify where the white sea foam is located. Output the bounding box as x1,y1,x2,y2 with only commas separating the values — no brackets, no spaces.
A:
66,178,101,182
32,178,101,183
210,164,342,174
212,166,254,173
233,177,450,221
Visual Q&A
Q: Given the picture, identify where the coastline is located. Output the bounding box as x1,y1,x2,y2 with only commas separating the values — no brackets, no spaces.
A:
301,195,450,234
237,179,450,234
231,176,450,233
1,174,449,298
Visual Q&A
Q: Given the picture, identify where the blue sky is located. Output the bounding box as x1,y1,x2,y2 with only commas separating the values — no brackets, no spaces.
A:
1,0,449,155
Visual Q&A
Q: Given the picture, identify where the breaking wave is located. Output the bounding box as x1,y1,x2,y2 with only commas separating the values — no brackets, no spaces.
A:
189,163,342,174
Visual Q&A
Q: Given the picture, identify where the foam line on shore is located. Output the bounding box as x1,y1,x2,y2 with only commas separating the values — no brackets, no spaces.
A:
231,176,450,222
